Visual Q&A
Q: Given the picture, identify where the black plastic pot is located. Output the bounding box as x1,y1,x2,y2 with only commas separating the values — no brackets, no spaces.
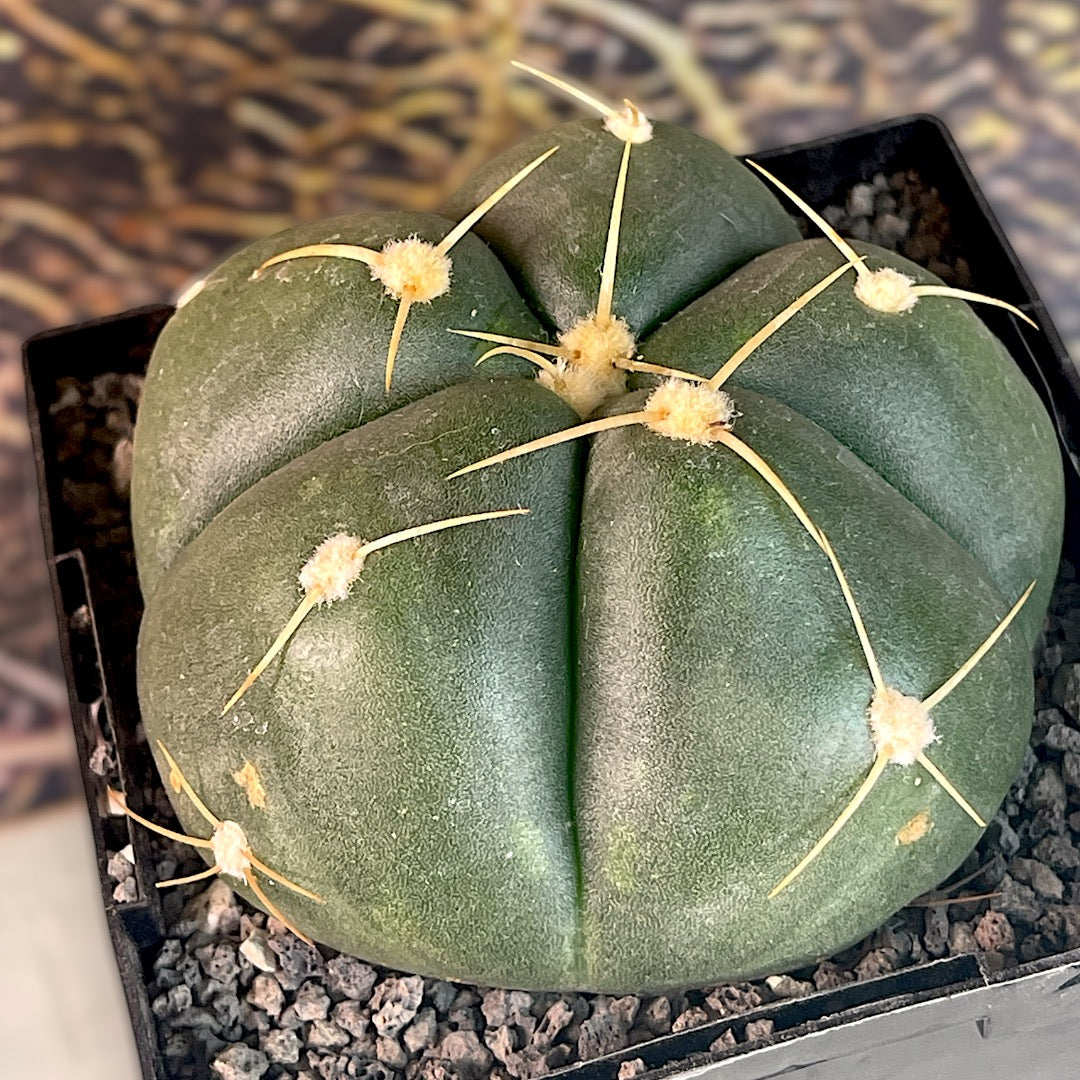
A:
25,116,1080,1080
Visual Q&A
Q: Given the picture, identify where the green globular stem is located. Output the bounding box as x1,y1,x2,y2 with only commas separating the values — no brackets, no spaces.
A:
131,84,1062,992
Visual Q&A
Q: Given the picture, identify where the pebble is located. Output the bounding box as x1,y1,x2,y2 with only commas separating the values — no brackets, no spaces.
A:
764,974,814,999
705,984,766,1016
873,212,909,245
1036,906,1080,951
211,1044,269,1080
154,968,185,992
450,988,481,1010
975,910,1017,953
561,995,591,1045
1063,753,1080,790
247,973,285,1018
438,1030,493,1079
671,1006,709,1033
152,983,192,1019
855,948,900,980
239,1003,270,1035
199,976,231,1005
376,1033,409,1069
1013,857,1065,901
305,1050,349,1079
1051,663,1080,715
372,974,424,1037
923,907,950,958
995,875,1046,925
113,877,138,902
709,1029,737,1053
332,1000,369,1038
578,996,639,1057
543,1044,574,1072
745,1019,775,1042
328,956,377,1002
212,991,241,1032
197,943,240,984
262,1028,302,1065
154,938,183,971
846,182,877,218
268,928,326,989
107,849,135,881
618,1058,647,1079
812,961,856,991
309,1019,351,1050
295,979,332,1022
1021,932,1049,962
1045,723,1080,754
482,988,534,1029
485,1024,519,1067
947,921,978,955
1028,805,1066,843
240,930,277,973
448,1002,481,1031
425,980,458,1014
177,953,202,989
988,814,1021,857
278,1003,303,1030
1029,763,1068,812
1034,834,1080,871
87,372,125,409
639,996,671,1035
110,436,134,497
403,1008,438,1054
1033,708,1060,740
873,923,914,962
356,1064,399,1080
1014,746,1039,796
529,997,574,1048
162,1030,196,1065
171,1005,219,1032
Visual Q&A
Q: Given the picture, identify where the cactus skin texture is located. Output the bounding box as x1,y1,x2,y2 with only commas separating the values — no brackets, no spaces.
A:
131,106,1063,993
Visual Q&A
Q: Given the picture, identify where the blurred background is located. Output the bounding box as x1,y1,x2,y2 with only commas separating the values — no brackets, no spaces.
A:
0,0,1078,1075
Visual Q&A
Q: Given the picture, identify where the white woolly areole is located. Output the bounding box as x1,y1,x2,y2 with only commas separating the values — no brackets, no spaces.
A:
868,686,937,766
604,102,653,143
558,313,636,370
644,379,737,444
537,313,634,416
854,266,919,314
212,819,253,880
370,236,452,302
538,360,625,419
298,533,366,603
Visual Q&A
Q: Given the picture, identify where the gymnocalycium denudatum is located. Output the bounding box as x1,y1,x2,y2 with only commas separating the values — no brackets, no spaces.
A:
126,62,1064,992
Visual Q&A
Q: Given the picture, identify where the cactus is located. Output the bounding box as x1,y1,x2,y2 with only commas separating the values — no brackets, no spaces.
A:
126,66,1063,993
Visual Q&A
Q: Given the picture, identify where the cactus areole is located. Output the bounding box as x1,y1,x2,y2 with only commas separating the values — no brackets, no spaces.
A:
130,73,1064,993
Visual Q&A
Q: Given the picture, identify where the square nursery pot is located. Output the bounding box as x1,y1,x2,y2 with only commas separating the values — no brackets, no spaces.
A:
25,116,1080,1080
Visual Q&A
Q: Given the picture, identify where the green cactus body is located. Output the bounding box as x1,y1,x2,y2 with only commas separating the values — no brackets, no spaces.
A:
636,238,1063,645
131,101,1063,993
131,213,543,598
441,119,802,335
